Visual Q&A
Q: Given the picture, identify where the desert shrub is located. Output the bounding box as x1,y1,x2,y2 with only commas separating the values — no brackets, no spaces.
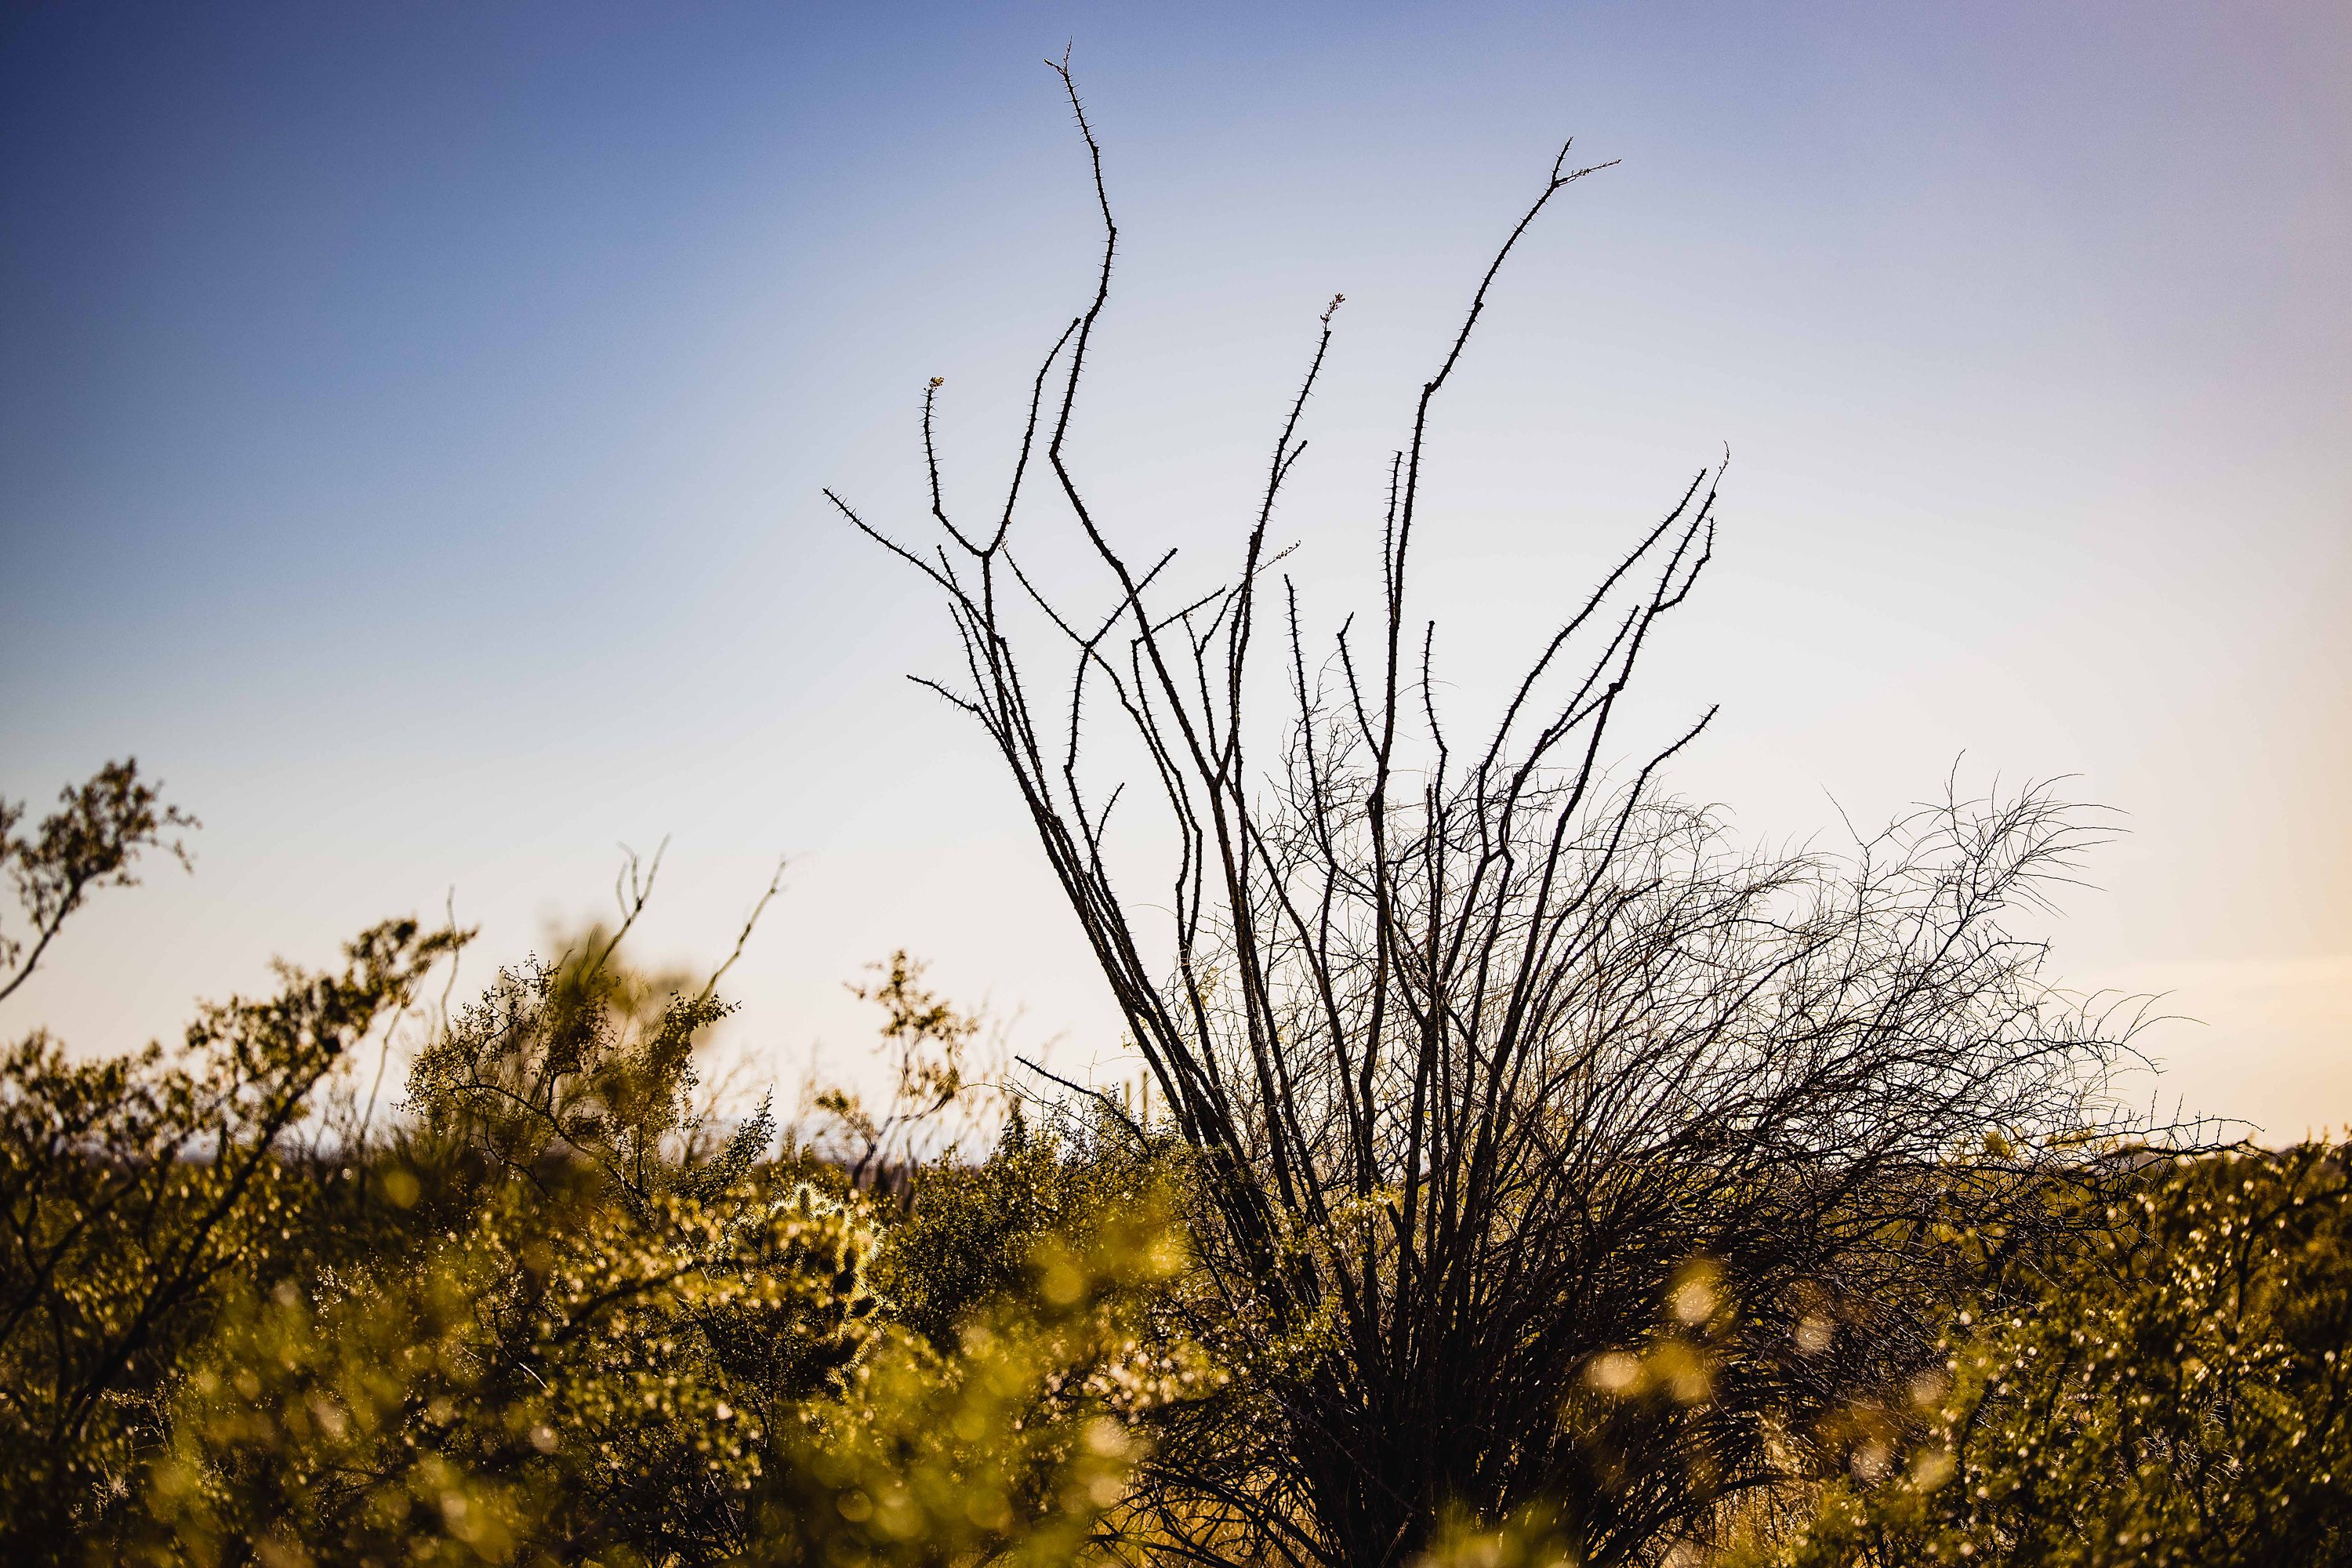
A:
878,1105,1178,1349
0,919,461,1555
0,844,1201,1565
1746,1143,2352,1567
0,746,1207,1567
743,1189,1208,1568
135,1175,882,1565
2,757,198,1004
134,1163,1199,1568
804,951,1007,1193
403,919,762,1206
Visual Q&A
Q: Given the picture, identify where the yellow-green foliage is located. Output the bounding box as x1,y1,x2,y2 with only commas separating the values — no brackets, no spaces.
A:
404,931,750,1199
137,1178,880,1565
130,1169,1199,1568
1413,1504,1581,1568
1747,1144,2352,1567
14,881,2348,1568
876,1105,1178,1349
0,920,460,1550
746,1194,1204,1568
2,916,1207,1567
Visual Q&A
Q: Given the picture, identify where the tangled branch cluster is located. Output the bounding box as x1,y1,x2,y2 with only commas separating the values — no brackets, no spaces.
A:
836,62,2168,1567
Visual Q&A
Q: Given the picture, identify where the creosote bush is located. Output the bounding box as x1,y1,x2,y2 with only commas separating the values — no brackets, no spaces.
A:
0,763,1205,1566
1741,1143,2352,1568
0,915,462,1548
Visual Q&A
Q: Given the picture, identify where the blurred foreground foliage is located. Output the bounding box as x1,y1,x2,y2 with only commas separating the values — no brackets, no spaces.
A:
2,763,2348,1567
1737,1142,2352,1568
1,883,1202,1566
16,912,2345,1568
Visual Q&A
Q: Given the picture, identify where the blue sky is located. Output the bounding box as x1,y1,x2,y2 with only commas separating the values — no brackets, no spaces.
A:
4,1,2347,1133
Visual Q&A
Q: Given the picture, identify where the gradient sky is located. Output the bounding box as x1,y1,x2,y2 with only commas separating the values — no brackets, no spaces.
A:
4,1,2347,1135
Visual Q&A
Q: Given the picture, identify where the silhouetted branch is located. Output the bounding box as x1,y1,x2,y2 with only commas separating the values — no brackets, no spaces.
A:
842,67,2169,1568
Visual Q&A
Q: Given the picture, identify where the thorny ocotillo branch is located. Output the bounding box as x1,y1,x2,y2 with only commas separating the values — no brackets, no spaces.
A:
831,59,2158,1568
